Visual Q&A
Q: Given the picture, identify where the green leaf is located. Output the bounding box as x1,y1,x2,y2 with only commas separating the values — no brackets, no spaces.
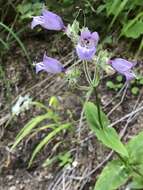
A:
49,96,59,108
126,133,143,186
139,78,143,85
126,131,143,165
28,123,71,167
132,0,143,6
42,156,58,167
122,21,143,39
129,175,143,189
0,22,32,66
106,0,122,16
116,75,123,82
106,81,116,89
11,113,52,150
131,87,139,95
0,38,9,50
63,0,74,6
17,3,31,14
94,160,129,190
85,102,109,129
96,4,106,14
116,83,123,89
109,0,128,28
58,152,72,167
84,102,129,157
120,11,143,39
66,20,80,43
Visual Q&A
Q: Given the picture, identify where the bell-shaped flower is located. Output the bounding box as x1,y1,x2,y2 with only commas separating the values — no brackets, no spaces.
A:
76,28,99,61
109,58,136,81
31,9,65,31
36,54,65,74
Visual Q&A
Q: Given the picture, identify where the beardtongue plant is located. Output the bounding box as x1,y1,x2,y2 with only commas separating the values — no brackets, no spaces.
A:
11,8,143,190
31,8,143,190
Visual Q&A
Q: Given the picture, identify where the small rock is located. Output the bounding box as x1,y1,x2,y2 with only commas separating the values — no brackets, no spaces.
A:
9,186,16,190
16,180,20,184
19,184,25,190
24,179,30,183
7,175,14,181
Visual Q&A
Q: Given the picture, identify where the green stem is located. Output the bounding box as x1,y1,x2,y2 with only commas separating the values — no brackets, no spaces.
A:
116,153,143,178
83,61,92,86
94,87,104,129
116,152,128,166
85,61,92,83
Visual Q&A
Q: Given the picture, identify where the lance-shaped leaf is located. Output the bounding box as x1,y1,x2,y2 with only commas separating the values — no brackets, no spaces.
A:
126,131,143,165
94,160,130,190
28,123,71,167
11,113,54,150
129,175,143,189
84,102,129,157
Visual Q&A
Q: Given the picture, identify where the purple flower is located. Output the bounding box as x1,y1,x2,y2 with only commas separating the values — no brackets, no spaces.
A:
31,9,65,31
110,58,136,81
36,54,64,74
76,29,99,61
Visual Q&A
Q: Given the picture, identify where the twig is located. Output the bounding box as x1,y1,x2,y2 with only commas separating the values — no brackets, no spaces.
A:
0,113,10,126
103,83,127,109
107,83,128,116
109,104,143,128
77,88,93,139
62,170,66,190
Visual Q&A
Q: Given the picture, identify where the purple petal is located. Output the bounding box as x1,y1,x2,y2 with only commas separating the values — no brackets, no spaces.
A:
124,71,136,81
80,29,91,40
36,62,45,74
111,58,134,74
36,54,64,74
91,32,99,46
110,58,135,81
76,44,96,61
31,9,65,31
42,10,65,30
76,28,99,61
31,16,44,29
80,29,99,44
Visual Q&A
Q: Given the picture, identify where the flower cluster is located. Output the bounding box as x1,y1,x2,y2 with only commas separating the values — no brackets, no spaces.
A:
31,9,136,81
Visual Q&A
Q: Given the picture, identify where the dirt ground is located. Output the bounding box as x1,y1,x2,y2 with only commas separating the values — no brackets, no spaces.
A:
0,32,143,190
